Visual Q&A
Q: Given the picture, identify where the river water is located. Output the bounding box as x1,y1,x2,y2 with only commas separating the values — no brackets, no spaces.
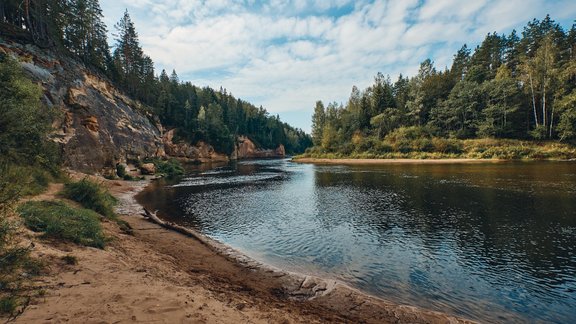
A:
137,159,576,323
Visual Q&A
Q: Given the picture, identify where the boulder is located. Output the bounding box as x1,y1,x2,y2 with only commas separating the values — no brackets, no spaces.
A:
140,163,156,175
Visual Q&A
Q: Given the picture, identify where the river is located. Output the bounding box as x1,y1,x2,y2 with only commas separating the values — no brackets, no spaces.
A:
136,159,576,323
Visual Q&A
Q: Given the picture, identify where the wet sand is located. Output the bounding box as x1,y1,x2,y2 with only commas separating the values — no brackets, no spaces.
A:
9,175,475,323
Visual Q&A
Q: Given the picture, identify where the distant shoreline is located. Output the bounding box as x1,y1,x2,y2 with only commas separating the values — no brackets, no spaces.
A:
291,157,505,165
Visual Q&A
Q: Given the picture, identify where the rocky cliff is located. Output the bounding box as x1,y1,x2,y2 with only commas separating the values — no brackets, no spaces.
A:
162,129,229,163
1,39,286,173
233,136,285,159
0,40,164,173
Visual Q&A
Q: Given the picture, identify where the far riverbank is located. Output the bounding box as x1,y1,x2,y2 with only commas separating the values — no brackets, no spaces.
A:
291,157,504,164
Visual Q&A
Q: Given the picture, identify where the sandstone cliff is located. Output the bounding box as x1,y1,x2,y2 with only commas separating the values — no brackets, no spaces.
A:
162,129,229,163
0,40,164,173
1,40,286,172
233,136,285,159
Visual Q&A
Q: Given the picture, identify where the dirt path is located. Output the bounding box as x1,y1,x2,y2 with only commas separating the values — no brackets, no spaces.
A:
7,176,475,324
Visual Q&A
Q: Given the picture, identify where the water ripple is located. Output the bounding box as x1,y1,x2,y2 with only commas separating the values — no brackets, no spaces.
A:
140,160,576,323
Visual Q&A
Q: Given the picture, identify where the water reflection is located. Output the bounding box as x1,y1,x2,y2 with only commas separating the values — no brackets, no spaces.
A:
137,160,576,323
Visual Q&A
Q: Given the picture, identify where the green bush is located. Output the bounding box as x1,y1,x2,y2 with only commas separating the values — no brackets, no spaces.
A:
0,296,17,314
412,138,434,152
116,164,127,178
145,158,184,178
62,179,117,219
18,201,106,249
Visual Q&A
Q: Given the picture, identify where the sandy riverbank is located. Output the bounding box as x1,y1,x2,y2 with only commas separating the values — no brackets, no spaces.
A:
292,157,502,165
8,174,475,323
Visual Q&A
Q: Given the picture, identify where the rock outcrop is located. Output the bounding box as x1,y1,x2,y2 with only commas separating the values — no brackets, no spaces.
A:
234,136,286,159
0,40,164,173
162,129,229,163
1,39,288,172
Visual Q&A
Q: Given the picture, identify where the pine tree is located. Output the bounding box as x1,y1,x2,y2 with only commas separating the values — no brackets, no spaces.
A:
64,0,109,71
113,10,146,96
311,101,326,146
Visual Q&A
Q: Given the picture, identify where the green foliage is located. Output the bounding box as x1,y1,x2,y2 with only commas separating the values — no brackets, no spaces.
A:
62,179,117,219
0,296,17,314
116,164,127,178
299,137,575,160
0,54,59,170
145,158,185,178
0,26,62,318
18,201,106,249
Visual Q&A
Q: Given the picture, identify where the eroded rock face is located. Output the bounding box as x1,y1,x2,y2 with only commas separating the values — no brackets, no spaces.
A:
162,129,229,163
1,41,164,173
234,136,286,159
1,39,287,171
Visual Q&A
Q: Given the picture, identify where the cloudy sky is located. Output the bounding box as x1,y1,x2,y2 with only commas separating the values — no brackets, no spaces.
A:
99,0,576,133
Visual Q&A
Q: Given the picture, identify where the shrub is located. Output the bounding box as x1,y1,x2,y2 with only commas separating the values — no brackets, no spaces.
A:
116,164,127,178
145,158,184,178
412,138,434,152
0,296,17,314
62,179,117,219
432,138,463,154
18,201,106,249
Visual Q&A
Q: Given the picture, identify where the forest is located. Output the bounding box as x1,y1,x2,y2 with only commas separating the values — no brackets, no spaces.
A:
0,0,312,154
309,16,576,158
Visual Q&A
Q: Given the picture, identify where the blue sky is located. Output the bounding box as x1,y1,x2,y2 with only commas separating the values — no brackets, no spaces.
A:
99,0,576,133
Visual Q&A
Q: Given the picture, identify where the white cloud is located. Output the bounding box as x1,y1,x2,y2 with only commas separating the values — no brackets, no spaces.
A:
99,0,576,132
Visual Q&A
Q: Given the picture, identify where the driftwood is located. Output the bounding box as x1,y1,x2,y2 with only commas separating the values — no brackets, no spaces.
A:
141,208,210,247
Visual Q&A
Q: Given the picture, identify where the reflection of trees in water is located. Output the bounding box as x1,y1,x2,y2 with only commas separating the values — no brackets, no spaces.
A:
313,163,576,292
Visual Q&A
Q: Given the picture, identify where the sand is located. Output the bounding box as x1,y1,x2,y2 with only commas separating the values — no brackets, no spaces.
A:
292,157,501,165
5,173,475,324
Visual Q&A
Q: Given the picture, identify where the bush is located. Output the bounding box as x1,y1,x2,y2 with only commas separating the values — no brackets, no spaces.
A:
145,158,184,178
62,179,117,219
0,296,17,314
116,164,127,178
18,201,106,249
412,138,434,152
432,138,463,154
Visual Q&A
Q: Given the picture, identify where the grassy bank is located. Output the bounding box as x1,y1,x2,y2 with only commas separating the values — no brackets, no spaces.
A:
18,201,107,249
298,138,576,160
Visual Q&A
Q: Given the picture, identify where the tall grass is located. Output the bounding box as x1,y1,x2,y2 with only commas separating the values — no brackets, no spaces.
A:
62,179,117,219
0,216,39,316
18,201,106,249
61,179,132,234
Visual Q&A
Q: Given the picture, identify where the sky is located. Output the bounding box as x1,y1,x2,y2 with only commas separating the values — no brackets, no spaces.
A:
99,0,576,133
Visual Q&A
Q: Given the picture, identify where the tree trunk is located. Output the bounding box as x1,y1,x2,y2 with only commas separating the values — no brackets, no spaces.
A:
549,103,555,138
529,73,539,127
542,83,546,131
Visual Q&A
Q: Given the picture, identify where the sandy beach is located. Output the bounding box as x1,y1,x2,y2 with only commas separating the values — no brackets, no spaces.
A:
7,175,475,323
292,157,502,165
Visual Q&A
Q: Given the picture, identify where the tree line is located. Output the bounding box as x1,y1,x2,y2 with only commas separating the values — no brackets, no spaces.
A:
311,15,576,154
1,1,311,154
